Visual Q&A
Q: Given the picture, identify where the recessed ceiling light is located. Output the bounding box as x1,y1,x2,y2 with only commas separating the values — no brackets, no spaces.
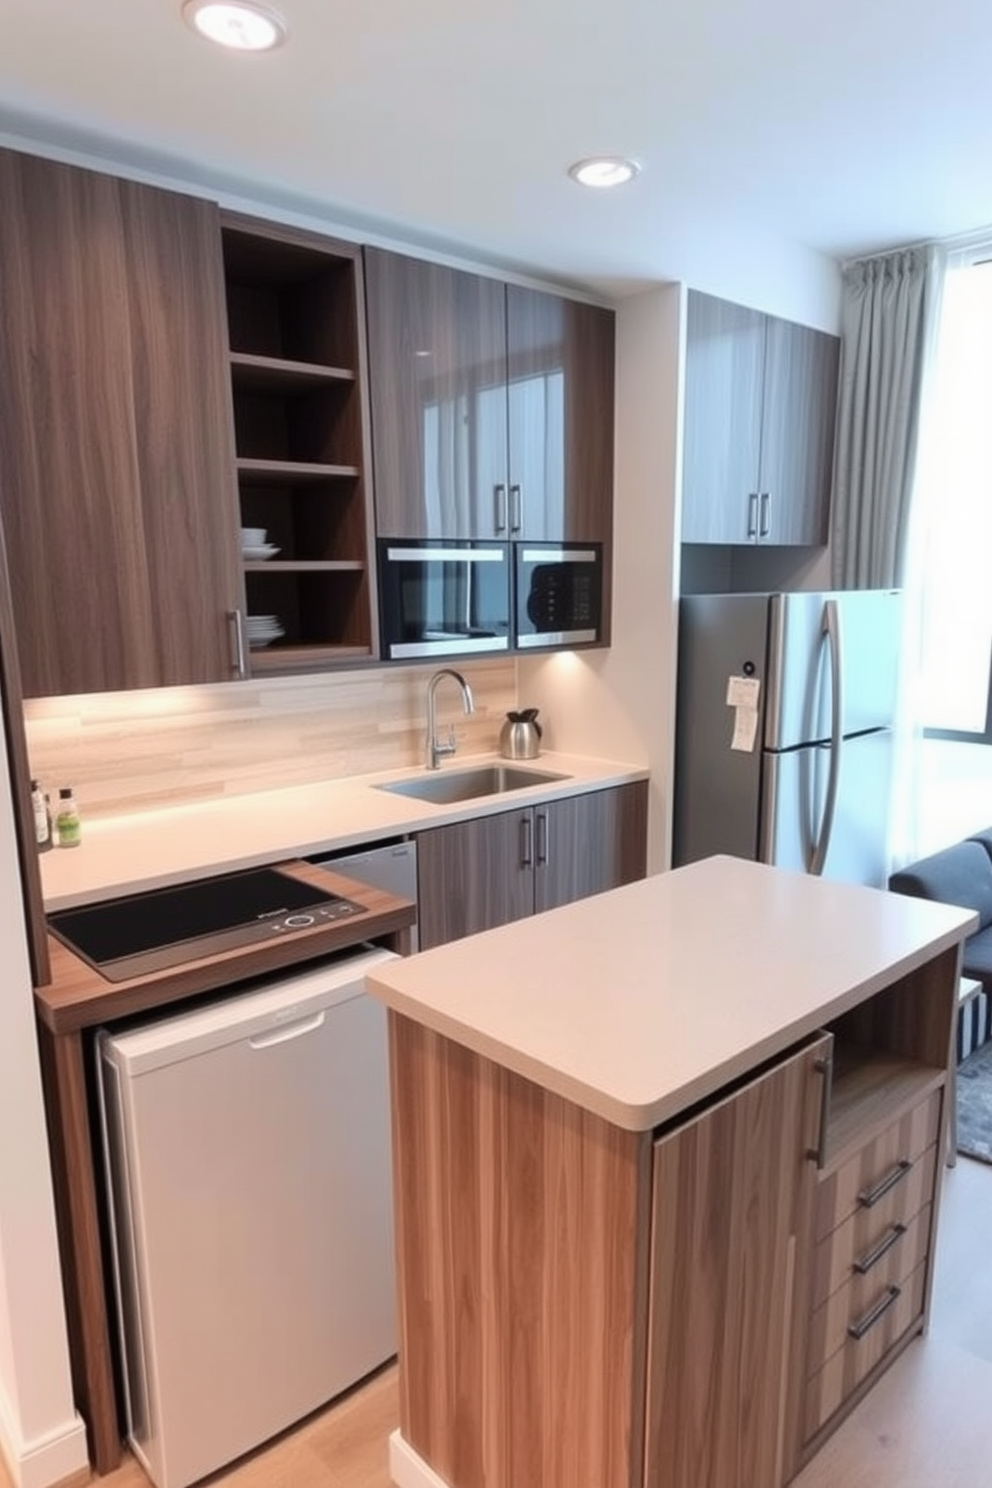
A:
568,157,641,189
182,1,288,51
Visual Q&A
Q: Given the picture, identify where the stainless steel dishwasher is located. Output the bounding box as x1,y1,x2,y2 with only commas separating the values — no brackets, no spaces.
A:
96,944,398,1488
311,839,418,951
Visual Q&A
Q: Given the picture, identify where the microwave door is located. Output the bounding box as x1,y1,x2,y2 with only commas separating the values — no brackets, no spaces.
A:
517,547,601,648
383,545,510,659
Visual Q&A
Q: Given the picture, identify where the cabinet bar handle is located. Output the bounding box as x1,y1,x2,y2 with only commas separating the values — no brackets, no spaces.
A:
521,813,533,867
510,483,522,533
759,491,770,537
847,1284,901,1341
858,1158,912,1209
494,483,507,533
747,491,759,538
228,608,247,678
853,1222,907,1276
535,809,549,867
807,1054,832,1168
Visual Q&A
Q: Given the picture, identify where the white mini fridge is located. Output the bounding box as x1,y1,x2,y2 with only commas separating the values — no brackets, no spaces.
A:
96,945,398,1488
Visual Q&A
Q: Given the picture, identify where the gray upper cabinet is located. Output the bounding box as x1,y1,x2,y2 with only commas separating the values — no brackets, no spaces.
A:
364,248,615,545
682,290,839,547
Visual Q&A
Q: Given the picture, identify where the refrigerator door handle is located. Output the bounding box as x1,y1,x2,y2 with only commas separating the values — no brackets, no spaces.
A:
810,599,844,875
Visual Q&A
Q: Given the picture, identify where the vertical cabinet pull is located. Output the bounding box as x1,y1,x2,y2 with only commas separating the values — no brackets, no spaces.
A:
759,491,771,537
510,483,523,533
228,608,247,678
494,483,508,533
807,1053,833,1168
535,810,549,867
520,813,533,867
747,491,759,538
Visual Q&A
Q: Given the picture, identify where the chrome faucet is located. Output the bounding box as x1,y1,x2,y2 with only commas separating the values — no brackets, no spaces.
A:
426,668,475,769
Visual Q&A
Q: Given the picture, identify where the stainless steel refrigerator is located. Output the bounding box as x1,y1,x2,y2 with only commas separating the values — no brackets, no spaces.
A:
672,589,903,886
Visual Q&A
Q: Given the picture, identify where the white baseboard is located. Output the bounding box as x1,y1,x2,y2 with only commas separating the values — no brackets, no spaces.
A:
0,1386,89,1488
389,1430,453,1488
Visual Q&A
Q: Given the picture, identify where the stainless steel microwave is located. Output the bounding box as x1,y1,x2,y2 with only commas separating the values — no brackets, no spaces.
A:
377,540,511,660
514,543,604,649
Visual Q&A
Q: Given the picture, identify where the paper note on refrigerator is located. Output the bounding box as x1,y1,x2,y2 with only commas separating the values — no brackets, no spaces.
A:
726,674,760,752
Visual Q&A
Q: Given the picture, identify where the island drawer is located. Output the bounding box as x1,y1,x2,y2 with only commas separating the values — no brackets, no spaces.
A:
814,1089,941,1243
806,1203,930,1376
810,1143,937,1309
803,1258,927,1441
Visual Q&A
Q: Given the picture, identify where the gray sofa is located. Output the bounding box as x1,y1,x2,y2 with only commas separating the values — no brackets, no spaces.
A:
888,830,992,1057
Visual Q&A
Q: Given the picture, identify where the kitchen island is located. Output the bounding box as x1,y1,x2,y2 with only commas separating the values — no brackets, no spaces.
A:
365,856,976,1488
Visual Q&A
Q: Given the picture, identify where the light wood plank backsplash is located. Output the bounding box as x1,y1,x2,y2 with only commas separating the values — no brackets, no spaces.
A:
24,661,517,820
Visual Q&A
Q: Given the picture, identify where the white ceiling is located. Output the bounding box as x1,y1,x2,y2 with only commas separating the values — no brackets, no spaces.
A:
2,0,992,298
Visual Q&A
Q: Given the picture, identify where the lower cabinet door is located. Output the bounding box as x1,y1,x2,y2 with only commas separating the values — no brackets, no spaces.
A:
534,782,648,914
644,1034,831,1488
416,809,533,950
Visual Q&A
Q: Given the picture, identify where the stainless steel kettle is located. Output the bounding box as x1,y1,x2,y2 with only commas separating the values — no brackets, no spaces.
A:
499,708,543,760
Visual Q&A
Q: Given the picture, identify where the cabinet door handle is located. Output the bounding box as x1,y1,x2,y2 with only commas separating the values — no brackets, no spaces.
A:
228,608,247,678
521,812,533,867
747,491,759,539
510,483,523,533
494,483,508,533
759,491,770,537
858,1159,912,1209
535,809,549,867
847,1284,901,1341
853,1222,907,1276
807,1053,833,1168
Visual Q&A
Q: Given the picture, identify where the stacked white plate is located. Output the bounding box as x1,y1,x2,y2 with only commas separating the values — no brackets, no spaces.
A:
240,526,280,561
246,614,285,649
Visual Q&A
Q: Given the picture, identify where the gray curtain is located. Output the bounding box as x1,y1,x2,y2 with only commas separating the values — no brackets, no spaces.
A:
830,246,936,589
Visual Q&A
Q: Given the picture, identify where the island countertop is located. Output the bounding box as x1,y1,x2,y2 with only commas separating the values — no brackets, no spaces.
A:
365,854,977,1131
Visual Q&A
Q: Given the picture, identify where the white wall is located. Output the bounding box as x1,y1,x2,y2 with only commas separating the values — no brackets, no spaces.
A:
0,714,87,1488
519,283,685,873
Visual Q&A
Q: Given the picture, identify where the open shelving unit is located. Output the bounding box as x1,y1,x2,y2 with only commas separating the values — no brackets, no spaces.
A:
221,214,379,671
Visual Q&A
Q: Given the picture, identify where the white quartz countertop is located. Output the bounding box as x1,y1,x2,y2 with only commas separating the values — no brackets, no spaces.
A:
365,855,977,1132
39,750,647,910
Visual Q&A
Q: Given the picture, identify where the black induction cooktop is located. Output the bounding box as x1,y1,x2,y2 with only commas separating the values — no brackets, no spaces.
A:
48,863,367,983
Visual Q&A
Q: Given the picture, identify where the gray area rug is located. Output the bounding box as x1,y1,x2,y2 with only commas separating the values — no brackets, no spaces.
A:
957,1038,992,1163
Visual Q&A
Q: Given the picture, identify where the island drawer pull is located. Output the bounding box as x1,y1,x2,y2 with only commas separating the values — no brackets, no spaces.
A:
847,1284,901,1341
853,1222,907,1275
858,1158,912,1209
807,1053,833,1168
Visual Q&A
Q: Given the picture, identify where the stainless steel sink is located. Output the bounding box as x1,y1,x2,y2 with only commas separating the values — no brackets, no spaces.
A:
377,764,569,805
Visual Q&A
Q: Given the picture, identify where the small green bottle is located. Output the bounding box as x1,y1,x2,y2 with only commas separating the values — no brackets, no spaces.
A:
55,787,82,848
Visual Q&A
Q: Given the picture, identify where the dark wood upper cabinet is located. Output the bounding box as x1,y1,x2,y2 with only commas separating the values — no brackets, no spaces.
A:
220,216,379,670
505,285,615,543
364,249,615,546
0,150,244,697
681,290,839,547
364,249,509,540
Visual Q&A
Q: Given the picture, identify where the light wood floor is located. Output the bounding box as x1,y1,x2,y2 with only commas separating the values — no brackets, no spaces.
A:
5,1157,991,1488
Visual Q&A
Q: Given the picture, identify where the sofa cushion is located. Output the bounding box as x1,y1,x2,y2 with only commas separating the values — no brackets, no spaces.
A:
888,840,992,931
967,827,992,867
963,925,992,988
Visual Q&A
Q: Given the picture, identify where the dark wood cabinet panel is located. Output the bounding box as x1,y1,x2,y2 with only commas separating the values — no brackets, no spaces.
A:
0,150,243,696
417,781,648,950
760,316,840,545
534,781,647,914
681,294,765,544
364,248,509,540
505,286,615,544
681,290,839,549
416,808,533,950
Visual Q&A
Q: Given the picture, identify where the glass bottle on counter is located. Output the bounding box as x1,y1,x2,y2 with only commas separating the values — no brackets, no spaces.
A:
31,779,52,851
55,786,82,848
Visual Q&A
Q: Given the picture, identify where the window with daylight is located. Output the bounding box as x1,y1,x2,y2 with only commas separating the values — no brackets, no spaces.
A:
918,252,992,743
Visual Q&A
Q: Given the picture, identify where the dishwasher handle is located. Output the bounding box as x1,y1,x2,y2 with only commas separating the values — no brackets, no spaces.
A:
249,1011,326,1049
